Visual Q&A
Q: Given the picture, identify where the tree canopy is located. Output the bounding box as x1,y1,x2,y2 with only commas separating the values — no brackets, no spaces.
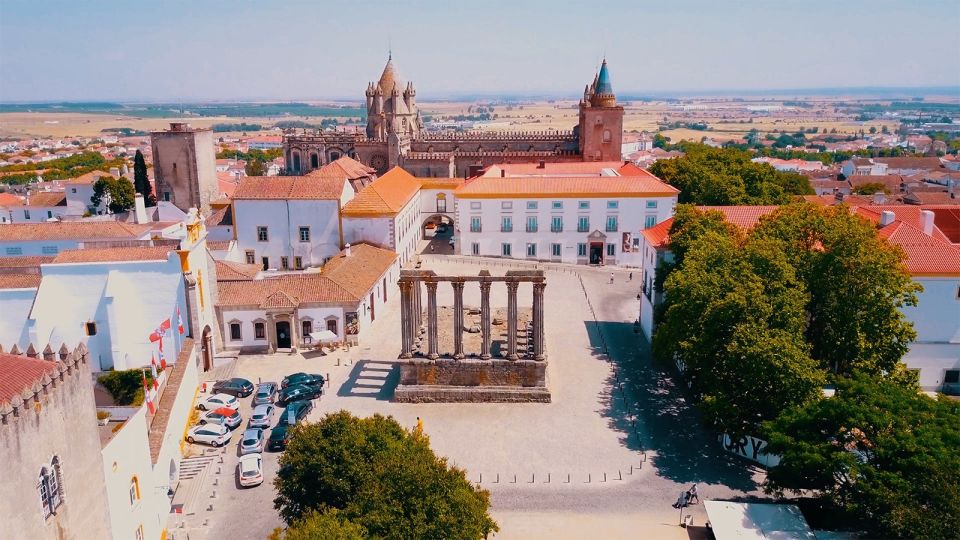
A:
133,150,155,206
269,509,366,540
648,144,814,205
90,176,135,213
764,373,960,539
273,411,498,540
653,203,919,435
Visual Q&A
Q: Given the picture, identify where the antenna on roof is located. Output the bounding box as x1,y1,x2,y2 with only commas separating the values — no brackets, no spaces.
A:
388,37,392,61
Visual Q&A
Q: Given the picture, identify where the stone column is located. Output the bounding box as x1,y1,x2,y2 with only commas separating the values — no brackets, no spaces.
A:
413,280,422,335
533,282,546,360
506,281,519,360
452,281,465,359
480,280,492,359
426,281,439,359
399,280,413,358
266,313,276,354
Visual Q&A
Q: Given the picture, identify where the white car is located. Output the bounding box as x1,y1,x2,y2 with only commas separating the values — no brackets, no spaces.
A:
186,424,232,447
197,393,239,411
238,453,263,487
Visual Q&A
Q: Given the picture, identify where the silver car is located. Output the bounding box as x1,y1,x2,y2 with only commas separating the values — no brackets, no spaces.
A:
252,382,278,406
239,428,265,455
249,404,275,429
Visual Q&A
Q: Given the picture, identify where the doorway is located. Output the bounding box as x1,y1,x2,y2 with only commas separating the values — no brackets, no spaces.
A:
276,321,291,349
589,242,604,265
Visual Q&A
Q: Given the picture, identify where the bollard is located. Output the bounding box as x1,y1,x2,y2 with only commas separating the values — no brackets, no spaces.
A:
206,506,212,514
218,455,224,464
511,474,517,484
603,472,607,482
618,470,623,481
629,465,634,475
216,466,221,475
479,473,482,483
529,473,535,483
566,473,570,484
211,490,217,499
546,473,551,484
495,473,499,484
326,373,330,387
587,473,591,483
213,477,218,486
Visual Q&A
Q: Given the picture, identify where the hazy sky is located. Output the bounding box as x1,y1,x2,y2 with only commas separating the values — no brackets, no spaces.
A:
1,0,958,102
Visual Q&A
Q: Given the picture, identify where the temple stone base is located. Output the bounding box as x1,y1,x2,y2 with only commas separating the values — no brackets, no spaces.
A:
393,358,550,403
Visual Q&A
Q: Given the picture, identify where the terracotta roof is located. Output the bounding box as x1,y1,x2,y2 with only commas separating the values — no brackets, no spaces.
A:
419,178,465,190
0,353,58,407
321,243,398,298
261,290,299,309
640,218,673,248
232,175,346,200
0,193,24,207
695,206,780,230
26,192,67,207
207,240,232,251
483,161,625,177
217,275,356,307
0,256,54,268
309,156,375,179
875,157,944,170
0,222,150,241
853,206,953,243
51,246,171,264
66,170,113,185
878,221,960,276
215,260,261,282
848,175,904,191
205,205,233,227
928,207,960,243
617,162,663,179
905,192,960,206
341,167,422,216
0,273,42,289
455,175,679,198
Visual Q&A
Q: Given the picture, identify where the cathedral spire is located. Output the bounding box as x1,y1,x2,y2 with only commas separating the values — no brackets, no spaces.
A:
595,58,613,95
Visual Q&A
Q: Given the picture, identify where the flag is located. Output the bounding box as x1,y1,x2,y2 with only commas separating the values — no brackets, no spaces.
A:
150,354,160,390
149,318,172,342
177,306,184,335
158,346,167,370
142,370,156,414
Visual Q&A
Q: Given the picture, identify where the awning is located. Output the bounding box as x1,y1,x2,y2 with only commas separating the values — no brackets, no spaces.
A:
309,330,337,342
704,501,816,540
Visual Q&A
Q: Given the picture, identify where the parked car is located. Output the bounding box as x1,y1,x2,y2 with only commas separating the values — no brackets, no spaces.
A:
239,428,265,455
267,424,290,451
252,382,279,405
212,378,254,398
281,373,325,389
249,404,275,429
200,407,242,429
277,400,313,425
197,393,239,411
238,453,263,487
187,424,232,447
277,384,321,406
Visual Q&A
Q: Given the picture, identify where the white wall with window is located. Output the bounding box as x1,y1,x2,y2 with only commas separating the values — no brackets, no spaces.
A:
234,198,345,271
900,276,960,391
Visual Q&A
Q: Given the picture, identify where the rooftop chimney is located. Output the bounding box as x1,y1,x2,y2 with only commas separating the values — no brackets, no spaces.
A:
879,210,896,227
500,168,506,178
344,243,352,257
872,191,886,205
921,210,935,236
134,194,148,224
537,160,546,169
109,167,121,178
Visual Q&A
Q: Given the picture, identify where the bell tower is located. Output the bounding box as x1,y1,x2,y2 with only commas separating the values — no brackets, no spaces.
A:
577,60,624,162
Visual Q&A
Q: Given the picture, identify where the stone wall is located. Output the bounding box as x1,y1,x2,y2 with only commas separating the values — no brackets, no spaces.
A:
394,358,549,403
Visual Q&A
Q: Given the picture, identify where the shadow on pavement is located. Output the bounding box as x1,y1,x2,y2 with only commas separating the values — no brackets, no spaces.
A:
335,360,400,401
584,320,760,492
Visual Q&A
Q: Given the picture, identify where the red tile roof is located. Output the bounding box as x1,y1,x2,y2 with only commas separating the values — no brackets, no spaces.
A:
341,167,422,216
0,256,54,268
640,218,673,248
0,193,25,207
0,222,150,242
232,175,347,200
0,273,42,289
0,353,58,407
51,246,171,264
320,243,398,298
455,175,679,198
878,221,960,276
696,206,780,230
483,161,625,177
309,156,376,180
26,192,67,207
214,260,261,282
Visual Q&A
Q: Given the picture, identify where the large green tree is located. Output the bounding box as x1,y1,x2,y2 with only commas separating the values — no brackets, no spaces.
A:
764,373,960,539
648,144,813,205
274,411,498,540
752,203,920,376
269,509,366,540
132,150,155,206
90,176,135,213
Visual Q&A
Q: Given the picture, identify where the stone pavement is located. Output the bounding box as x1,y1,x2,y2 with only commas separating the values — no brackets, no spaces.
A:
187,257,765,539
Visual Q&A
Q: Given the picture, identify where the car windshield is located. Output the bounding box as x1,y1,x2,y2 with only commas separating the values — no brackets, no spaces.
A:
256,390,269,397
243,438,257,445
241,468,259,477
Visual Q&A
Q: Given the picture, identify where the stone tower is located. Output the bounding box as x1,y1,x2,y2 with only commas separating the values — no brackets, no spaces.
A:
577,60,624,161
366,55,423,154
151,122,218,214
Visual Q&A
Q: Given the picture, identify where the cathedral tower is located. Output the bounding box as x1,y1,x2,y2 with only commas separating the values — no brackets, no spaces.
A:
365,54,423,142
577,60,624,161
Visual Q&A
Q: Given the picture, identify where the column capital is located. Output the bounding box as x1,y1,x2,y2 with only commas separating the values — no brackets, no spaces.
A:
506,281,520,292
451,280,465,291
425,281,438,292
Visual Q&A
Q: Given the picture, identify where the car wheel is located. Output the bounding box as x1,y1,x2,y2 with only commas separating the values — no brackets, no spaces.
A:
198,404,207,411
212,440,220,448
187,436,195,443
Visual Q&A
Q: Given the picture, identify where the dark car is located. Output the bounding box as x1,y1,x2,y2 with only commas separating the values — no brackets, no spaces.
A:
267,424,290,451
212,378,254,398
277,400,313,425
280,372,325,390
277,384,321,406
252,382,278,405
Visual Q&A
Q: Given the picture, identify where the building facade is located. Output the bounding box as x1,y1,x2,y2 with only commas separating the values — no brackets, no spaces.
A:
284,58,624,178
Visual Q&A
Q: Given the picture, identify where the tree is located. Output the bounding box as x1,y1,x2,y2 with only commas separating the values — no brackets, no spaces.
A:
245,159,265,176
653,133,670,149
274,411,498,539
133,150,155,206
752,203,920,376
851,181,888,195
648,144,813,206
91,176,136,213
764,373,960,539
269,510,366,540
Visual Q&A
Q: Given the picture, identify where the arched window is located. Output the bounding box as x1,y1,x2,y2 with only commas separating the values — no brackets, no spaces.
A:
326,318,338,336
129,476,141,506
38,457,64,518
310,153,319,169
254,322,266,340
329,151,341,161
291,151,301,173
301,319,313,340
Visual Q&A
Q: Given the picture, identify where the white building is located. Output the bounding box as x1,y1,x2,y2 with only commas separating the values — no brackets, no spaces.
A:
454,163,678,266
0,222,153,258
232,175,356,271
7,191,69,223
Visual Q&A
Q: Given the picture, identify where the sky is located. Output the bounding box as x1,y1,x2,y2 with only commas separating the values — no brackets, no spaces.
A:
1,0,959,102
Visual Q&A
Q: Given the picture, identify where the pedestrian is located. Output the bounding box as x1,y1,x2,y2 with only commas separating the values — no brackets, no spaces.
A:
609,272,614,284
688,484,699,504
430,245,435,252
629,272,633,281
415,416,424,435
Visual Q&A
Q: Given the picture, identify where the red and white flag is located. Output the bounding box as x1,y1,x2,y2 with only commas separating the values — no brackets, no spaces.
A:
142,370,156,414
177,306,184,335
149,318,172,342
158,346,167,370
150,354,160,390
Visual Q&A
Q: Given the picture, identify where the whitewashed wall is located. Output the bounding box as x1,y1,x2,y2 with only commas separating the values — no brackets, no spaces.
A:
234,198,344,270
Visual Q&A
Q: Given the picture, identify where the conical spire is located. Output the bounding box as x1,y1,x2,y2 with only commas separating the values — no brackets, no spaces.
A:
595,58,613,95
378,54,404,95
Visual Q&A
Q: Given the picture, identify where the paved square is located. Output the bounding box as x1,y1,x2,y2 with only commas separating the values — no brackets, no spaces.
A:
176,257,764,539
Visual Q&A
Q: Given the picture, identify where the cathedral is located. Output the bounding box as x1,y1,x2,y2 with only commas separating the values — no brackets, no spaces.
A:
283,56,624,178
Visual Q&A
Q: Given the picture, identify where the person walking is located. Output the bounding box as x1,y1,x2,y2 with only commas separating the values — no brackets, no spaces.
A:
688,483,699,504
629,272,633,281
609,272,614,284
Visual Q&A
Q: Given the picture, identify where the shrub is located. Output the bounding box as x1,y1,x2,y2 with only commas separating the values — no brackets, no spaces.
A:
97,368,159,406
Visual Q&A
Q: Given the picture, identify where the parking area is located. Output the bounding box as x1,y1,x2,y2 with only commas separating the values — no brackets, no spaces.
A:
175,257,764,539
